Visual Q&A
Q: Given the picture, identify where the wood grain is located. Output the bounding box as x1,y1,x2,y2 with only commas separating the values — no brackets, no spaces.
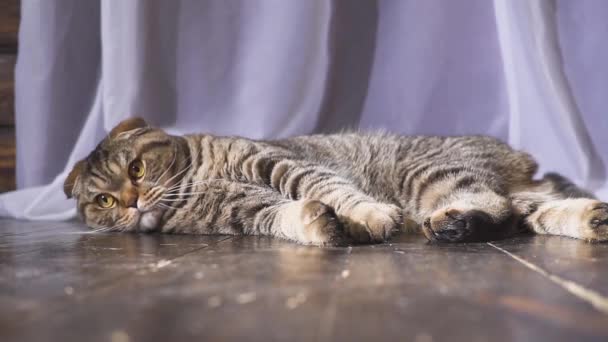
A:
0,53,16,192
0,127,15,192
491,236,608,299
0,220,607,342
0,54,15,127
0,0,20,52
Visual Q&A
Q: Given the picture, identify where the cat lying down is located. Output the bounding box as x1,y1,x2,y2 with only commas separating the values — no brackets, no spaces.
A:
64,117,608,245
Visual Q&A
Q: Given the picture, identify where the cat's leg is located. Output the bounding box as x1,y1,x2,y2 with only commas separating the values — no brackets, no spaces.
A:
164,180,348,246
262,160,402,243
257,198,349,246
511,173,608,242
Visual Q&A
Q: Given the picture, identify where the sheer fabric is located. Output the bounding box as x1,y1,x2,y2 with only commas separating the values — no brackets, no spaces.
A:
2,0,606,219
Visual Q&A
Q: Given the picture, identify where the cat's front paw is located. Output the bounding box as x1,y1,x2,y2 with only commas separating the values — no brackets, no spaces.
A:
300,200,349,246
342,202,402,243
581,202,608,242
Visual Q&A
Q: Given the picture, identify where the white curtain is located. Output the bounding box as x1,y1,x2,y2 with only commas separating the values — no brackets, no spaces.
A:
2,0,607,220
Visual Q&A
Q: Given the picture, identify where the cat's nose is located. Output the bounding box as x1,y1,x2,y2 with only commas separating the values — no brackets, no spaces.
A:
126,197,138,208
122,190,139,209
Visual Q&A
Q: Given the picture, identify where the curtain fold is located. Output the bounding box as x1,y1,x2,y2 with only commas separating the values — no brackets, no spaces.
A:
494,0,605,189
15,0,101,189
2,0,607,220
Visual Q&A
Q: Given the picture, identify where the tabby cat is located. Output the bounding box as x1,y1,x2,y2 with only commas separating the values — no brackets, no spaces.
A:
64,117,608,245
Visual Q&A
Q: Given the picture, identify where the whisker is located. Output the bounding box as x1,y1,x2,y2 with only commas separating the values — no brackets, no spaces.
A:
163,192,208,197
154,152,177,186
157,200,176,206
62,231,109,235
156,202,180,210
164,186,210,194
89,226,114,234
165,180,210,193
162,155,195,188
159,198,193,203
113,217,136,233
165,178,203,191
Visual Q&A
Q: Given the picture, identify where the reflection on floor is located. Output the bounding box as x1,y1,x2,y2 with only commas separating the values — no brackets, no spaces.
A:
1,219,607,341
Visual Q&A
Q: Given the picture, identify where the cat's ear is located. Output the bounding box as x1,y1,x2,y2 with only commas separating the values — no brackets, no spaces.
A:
64,160,86,199
109,117,148,138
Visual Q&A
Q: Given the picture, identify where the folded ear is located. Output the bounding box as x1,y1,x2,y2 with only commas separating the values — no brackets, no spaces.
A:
64,160,86,199
109,117,148,138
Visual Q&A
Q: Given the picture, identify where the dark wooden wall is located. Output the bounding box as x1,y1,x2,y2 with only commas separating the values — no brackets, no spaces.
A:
0,0,19,192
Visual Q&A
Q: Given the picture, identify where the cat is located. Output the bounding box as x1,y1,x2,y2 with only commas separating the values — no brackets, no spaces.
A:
63,117,608,245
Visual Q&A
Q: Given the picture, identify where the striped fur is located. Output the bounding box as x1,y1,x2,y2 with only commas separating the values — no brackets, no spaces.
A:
63,118,608,245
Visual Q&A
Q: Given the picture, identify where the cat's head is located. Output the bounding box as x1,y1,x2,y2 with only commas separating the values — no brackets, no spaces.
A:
64,117,187,233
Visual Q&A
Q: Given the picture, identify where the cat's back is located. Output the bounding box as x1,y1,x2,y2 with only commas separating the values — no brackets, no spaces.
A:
275,132,538,193
277,131,520,166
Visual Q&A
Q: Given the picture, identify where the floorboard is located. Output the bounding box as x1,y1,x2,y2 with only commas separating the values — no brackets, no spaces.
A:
0,219,607,341
491,236,608,292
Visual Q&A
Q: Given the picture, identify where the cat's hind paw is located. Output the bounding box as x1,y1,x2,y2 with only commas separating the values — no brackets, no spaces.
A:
582,202,608,242
422,207,514,243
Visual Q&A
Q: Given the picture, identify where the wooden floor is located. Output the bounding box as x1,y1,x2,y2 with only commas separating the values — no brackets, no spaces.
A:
1,219,607,342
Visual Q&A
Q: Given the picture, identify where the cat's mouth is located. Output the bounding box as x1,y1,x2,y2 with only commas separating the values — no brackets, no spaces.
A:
137,209,163,232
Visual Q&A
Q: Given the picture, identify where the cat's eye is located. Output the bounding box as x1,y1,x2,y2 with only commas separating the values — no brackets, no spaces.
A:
128,159,145,180
96,194,116,208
